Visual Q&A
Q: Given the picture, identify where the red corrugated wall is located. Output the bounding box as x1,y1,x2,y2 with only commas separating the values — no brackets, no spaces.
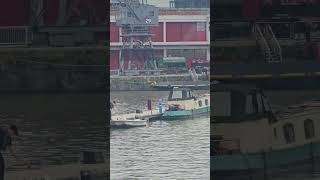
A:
110,50,119,69
166,23,181,41
43,0,60,26
149,22,163,42
0,0,30,26
166,22,206,42
242,0,261,19
110,22,119,42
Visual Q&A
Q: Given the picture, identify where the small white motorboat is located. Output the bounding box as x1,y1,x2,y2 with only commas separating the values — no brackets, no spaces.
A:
111,118,148,128
111,111,150,128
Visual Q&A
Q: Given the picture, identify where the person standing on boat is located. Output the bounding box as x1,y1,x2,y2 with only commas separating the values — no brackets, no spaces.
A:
0,125,27,180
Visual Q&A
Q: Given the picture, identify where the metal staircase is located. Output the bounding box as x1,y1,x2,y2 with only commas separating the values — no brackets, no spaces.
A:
189,68,198,81
254,24,283,63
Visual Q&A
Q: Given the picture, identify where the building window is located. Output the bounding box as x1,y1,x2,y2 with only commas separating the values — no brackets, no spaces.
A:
149,11,154,16
283,123,295,144
198,100,202,107
196,22,206,32
304,119,315,139
205,99,209,106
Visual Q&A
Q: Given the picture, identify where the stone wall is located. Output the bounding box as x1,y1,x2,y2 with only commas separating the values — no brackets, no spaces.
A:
0,47,107,92
110,74,208,91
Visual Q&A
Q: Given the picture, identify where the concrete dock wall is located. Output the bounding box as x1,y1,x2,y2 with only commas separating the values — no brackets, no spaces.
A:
0,47,107,92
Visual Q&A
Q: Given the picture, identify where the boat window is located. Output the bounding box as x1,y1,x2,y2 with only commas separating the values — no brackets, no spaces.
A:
169,89,193,101
246,94,254,114
304,119,315,139
283,123,295,144
262,95,270,112
212,92,231,116
273,128,278,139
170,90,183,100
256,93,263,113
181,90,186,98
198,100,202,107
231,91,246,117
205,99,209,106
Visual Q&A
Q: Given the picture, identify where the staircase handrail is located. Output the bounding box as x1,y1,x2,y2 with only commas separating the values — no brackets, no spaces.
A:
254,24,272,62
266,25,283,63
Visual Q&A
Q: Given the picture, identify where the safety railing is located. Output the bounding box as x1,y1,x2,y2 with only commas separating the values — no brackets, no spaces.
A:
254,24,273,63
110,70,120,76
265,25,283,63
0,26,31,46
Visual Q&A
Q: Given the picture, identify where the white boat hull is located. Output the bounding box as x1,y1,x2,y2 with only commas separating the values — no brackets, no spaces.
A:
111,120,147,128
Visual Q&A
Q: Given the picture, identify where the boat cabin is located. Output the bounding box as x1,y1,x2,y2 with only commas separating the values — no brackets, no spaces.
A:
212,85,275,123
168,87,195,101
269,100,320,150
212,85,277,154
212,84,320,155
166,87,209,112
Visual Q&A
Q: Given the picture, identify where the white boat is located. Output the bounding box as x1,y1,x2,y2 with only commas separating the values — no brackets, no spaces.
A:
161,87,210,120
111,110,161,128
111,118,148,128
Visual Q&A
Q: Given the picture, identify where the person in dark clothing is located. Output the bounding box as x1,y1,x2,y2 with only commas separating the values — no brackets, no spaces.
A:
0,125,25,180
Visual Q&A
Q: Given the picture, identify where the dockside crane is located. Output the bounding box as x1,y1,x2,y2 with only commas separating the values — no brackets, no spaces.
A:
114,0,159,75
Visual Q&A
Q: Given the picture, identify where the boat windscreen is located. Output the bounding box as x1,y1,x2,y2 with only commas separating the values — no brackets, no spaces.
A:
168,89,194,100
212,92,231,117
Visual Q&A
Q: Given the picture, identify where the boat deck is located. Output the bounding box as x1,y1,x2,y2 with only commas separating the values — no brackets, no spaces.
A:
112,110,162,121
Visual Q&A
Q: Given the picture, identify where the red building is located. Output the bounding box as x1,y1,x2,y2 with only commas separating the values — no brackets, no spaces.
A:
110,8,210,70
0,0,107,46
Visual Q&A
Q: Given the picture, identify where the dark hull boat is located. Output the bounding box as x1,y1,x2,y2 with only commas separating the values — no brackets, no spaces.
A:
211,84,320,179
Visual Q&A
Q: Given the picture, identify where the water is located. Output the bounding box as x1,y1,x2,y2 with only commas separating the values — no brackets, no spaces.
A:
110,91,210,180
0,93,107,173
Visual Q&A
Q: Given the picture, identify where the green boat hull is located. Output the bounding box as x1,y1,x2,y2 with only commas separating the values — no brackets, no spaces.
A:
212,142,320,179
162,106,210,120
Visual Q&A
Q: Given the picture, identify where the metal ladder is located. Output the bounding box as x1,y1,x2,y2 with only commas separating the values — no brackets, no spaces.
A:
264,24,283,63
254,24,283,63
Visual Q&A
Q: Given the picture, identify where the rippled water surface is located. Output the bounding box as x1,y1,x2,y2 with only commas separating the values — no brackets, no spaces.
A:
111,91,210,180
0,93,107,173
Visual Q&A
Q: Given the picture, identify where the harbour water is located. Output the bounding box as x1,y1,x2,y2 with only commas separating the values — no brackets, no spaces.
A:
110,91,210,179
0,93,107,173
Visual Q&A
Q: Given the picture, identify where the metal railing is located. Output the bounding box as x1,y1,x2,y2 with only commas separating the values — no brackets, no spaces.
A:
110,70,120,76
254,24,273,63
265,25,283,63
0,26,31,46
